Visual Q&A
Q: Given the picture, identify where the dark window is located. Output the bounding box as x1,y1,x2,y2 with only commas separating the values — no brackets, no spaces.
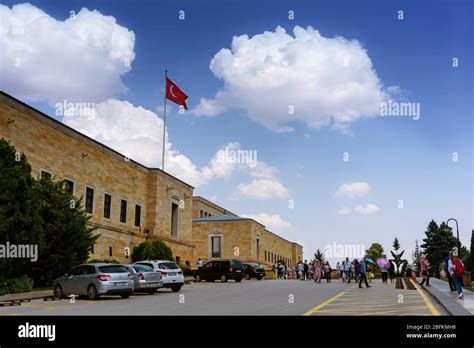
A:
85,265,96,275
265,250,267,262
171,203,179,236
120,200,127,223
98,265,127,273
41,170,51,180
256,238,260,260
175,256,181,265
211,236,221,258
109,246,112,257
200,210,203,218
158,262,179,270
85,187,94,214
103,194,111,219
64,179,74,194
135,204,141,227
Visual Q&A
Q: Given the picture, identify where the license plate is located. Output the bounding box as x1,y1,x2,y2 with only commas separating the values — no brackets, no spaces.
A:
115,282,126,287
169,273,176,276
148,282,158,287
236,270,242,272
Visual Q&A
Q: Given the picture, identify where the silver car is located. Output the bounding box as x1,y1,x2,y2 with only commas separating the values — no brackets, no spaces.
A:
134,260,184,292
124,264,163,294
53,263,134,300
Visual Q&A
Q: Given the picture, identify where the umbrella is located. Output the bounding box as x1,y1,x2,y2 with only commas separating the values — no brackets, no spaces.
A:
376,258,390,270
365,257,376,264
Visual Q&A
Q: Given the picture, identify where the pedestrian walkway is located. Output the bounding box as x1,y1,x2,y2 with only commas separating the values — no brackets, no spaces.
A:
421,277,474,315
304,279,445,316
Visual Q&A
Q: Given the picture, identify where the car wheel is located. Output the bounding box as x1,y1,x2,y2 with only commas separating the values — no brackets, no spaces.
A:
235,278,242,282
120,292,132,299
195,275,201,283
148,288,157,295
171,286,182,292
245,274,251,280
220,275,228,283
256,276,263,280
53,284,64,299
87,284,99,300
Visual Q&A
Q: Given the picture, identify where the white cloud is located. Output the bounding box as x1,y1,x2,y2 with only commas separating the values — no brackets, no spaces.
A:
335,182,370,199
354,204,380,215
0,3,135,104
193,25,394,132
241,213,293,233
338,207,352,216
237,178,289,200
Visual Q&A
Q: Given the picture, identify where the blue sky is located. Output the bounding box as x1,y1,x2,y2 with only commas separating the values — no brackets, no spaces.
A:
1,0,472,261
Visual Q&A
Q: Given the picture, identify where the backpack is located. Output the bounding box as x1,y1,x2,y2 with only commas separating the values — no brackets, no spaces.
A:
453,259,464,277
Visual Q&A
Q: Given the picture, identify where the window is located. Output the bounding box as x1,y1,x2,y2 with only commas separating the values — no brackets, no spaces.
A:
103,194,111,219
64,179,74,194
175,256,181,265
41,170,52,180
85,187,94,214
120,199,127,223
200,210,203,218
109,246,113,257
135,204,141,227
211,236,221,258
265,250,267,262
171,202,179,237
256,238,260,260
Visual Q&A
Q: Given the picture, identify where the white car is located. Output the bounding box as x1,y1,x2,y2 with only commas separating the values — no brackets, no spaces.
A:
133,260,184,292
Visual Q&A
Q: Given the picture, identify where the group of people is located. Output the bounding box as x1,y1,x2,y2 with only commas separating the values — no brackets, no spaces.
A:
275,260,332,282
420,250,465,299
336,256,395,288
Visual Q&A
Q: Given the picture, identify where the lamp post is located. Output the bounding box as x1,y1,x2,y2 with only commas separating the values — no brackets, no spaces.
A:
444,218,461,259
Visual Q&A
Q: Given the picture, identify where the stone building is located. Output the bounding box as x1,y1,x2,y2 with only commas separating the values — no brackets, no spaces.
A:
0,91,303,267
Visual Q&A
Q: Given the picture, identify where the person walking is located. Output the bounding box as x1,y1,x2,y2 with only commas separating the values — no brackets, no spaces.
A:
420,254,430,286
381,267,388,284
448,251,464,299
323,261,332,283
358,257,371,288
197,258,203,270
344,257,351,284
309,262,314,280
314,261,322,283
443,255,456,292
298,261,304,280
388,261,395,283
303,260,309,280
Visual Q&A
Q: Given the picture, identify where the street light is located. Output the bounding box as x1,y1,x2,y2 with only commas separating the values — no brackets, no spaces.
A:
443,218,461,259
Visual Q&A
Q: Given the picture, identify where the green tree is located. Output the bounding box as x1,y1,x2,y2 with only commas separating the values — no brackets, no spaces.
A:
31,177,98,286
390,237,408,276
131,239,173,262
393,238,400,252
411,240,421,276
0,139,43,281
365,243,385,272
420,220,457,278
312,249,325,264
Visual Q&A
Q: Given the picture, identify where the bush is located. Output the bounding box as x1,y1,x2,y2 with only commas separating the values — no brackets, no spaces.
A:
0,275,34,295
88,259,120,264
131,239,173,262
179,263,194,276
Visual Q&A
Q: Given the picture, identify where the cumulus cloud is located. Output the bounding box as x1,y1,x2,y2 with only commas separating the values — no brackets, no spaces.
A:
193,25,394,132
0,3,135,104
338,207,352,216
241,213,293,233
237,178,289,200
354,204,380,215
335,182,370,199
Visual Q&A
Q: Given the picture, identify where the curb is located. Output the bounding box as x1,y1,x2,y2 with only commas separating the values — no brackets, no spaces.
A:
418,282,472,316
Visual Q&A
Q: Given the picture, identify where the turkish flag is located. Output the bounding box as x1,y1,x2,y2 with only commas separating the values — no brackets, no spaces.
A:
165,78,188,109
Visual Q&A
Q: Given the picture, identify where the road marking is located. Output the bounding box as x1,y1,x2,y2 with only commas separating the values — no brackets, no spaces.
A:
411,279,440,316
303,291,346,316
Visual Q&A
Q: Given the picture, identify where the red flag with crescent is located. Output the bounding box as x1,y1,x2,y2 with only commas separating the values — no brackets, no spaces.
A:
165,77,188,109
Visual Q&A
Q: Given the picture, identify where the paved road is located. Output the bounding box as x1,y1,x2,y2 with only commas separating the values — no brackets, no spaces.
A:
0,279,445,316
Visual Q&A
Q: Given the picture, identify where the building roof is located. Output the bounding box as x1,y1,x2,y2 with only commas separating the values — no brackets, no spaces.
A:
193,196,238,216
0,91,194,189
192,214,251,223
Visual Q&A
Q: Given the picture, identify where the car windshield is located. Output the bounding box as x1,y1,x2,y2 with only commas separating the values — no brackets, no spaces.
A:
159,262,179,270
98,265,128,273
133,265,154,272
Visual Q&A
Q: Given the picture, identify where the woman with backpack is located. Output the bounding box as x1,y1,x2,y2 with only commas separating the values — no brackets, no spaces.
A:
448,251,464,299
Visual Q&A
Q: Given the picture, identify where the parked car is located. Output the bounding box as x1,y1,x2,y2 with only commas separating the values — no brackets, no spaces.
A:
123,264,163,294
53,263,134,300
243,263,266,280
194,259,244,283
133,260,184,292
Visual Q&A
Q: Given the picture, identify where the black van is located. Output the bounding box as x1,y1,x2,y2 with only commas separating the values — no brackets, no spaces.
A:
194,259,244,283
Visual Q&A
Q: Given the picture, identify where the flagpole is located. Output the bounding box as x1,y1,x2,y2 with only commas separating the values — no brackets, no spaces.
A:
162,68,167,171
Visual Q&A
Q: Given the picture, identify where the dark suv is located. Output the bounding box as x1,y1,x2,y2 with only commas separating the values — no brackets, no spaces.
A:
194,259,244,283
243,263,266,280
